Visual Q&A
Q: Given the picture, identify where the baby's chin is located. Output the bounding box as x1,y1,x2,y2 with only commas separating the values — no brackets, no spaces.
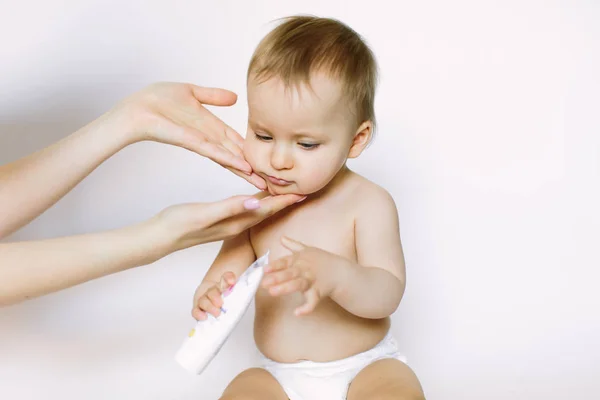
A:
265,181,327,197
266,185,306,196
264,181,311,196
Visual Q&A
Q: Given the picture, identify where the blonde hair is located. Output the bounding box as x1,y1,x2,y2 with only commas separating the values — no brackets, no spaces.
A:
248,15,379,134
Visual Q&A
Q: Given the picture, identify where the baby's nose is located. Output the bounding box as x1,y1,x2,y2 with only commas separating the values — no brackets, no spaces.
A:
270,146,294,170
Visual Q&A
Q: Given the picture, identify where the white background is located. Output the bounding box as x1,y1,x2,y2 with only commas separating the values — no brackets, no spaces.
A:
1,1,598,399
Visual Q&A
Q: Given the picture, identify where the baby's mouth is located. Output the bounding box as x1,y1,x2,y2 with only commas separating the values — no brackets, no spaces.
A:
265,174,293,186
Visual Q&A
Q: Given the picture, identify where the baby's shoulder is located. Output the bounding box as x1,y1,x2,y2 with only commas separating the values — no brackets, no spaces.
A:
345,173,399,223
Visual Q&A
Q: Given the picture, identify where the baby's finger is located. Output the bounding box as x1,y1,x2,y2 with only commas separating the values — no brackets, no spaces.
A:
207,287,224,308
192,308,207,321
268,278,310,297
262,267,300,288
264,255,293,274
295,289,320,316
219,271,237,292
198,296,221,317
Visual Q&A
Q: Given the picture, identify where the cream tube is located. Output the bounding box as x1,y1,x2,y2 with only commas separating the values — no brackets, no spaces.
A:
175,251,269,375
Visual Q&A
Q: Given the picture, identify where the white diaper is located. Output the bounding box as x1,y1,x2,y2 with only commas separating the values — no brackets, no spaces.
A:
258,332,407,400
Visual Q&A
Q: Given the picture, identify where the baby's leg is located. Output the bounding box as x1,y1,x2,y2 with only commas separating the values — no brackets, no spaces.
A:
347,358,425,400
220,368,288,400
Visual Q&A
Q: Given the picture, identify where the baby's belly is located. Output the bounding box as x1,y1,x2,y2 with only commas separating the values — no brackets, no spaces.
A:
253,288,390,363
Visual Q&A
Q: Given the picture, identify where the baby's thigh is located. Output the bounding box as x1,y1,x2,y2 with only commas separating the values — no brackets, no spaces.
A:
347,359,425,400
220,368,288,400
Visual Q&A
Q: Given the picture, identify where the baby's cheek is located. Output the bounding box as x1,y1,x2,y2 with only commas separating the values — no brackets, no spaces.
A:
243,142,258,170
302,167,336,193
309,168,331,183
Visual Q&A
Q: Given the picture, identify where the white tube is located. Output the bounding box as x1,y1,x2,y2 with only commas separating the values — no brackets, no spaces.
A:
175,251,269,375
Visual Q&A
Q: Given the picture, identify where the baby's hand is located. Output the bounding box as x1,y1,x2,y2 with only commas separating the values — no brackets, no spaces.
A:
192,271,236,321
261,236,340,316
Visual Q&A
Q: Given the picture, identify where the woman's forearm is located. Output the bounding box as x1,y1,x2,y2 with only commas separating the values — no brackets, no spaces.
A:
0,110,133,238
0,83,303,307
0,217,169,306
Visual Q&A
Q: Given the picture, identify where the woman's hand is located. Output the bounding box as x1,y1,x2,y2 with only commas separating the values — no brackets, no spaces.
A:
113,82,266,190
0,193,305,307
0,81,303,306
156,193,306,252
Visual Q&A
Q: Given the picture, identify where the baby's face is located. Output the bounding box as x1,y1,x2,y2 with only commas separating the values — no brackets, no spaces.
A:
244,73,357,195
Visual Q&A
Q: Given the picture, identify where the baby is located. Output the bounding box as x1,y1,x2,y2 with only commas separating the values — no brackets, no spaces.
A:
192,16,425,400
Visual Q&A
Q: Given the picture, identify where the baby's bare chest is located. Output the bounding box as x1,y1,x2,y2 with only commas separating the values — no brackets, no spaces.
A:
250,203,357,262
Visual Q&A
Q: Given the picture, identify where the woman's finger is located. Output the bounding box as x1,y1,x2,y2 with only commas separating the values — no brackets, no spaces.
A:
257,194,306,215
217,126,245,158
224,124,246,149
184,193,306,245
229,194,305,232
190,85,238,107
195,141,252,174
225,166,267,190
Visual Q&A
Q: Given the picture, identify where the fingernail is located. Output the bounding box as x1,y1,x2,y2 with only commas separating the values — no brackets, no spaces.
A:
243,198,260,210
223,284,234,297
296,196,307,203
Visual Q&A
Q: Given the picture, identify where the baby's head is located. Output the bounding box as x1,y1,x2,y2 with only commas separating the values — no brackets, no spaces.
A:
243,15,378,195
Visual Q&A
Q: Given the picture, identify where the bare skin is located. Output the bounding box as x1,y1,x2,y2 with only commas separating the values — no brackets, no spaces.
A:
193,73,425,399
0,82,304,306
221,360,425,400
347,359,425,400
221,369,288,400
251,170,391,362
200,171,425,399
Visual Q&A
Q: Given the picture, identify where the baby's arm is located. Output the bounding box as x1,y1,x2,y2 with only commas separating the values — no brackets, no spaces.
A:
329,187,406,319
263,186,406,319
191,230,256,320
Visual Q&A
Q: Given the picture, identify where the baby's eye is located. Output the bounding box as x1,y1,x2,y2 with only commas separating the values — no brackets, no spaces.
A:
255,133,272,142
298,142,319,150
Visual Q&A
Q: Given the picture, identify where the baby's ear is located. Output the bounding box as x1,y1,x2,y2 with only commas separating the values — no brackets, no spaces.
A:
348,121,373,158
